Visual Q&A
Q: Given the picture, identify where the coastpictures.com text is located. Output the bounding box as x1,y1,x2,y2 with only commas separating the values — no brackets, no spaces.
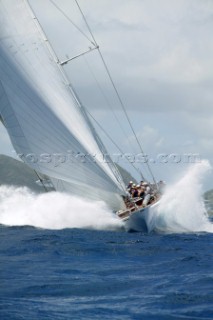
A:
16,152,201,167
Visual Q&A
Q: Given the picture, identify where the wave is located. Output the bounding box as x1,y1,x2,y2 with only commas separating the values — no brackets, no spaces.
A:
0,185,123,231
150,160,213,233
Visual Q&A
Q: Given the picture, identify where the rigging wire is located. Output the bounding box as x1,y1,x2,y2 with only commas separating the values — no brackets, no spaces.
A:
74,0,157,186
48,0,157,185
84,108,146,181
82,55,139,156
34,171,49,193
49,0,93,44
48,0,141,162
82,58,153,183
26,0,126,193
70,86,127,193
48,0,137,152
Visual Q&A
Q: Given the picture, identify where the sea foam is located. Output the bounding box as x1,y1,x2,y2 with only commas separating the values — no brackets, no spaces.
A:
149,160,213,233
0,186,123,231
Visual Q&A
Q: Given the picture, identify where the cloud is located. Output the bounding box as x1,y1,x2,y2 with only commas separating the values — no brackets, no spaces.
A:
126,125,165,153
184,114,213,138
137,125,164,148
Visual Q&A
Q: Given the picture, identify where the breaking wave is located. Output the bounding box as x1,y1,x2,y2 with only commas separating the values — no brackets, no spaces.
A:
0,186,123,231
149,160,213,233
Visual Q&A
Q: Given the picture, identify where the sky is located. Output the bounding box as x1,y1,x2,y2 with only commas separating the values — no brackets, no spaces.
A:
1,0,213,190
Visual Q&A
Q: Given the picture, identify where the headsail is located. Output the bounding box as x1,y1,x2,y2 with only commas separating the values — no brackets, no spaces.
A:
0,0,126,210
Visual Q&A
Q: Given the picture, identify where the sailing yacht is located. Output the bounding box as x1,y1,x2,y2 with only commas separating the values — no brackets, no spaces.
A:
0,0,160,232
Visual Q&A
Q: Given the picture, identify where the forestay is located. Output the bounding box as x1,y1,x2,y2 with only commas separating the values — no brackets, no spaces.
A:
0,0,126,210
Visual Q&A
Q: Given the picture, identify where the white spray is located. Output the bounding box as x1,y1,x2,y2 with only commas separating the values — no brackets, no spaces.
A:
0,160,212,233
0,186,124,231
148,160,213,233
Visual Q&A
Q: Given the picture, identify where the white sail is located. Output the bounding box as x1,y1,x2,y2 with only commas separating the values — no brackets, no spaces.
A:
0,0,126,210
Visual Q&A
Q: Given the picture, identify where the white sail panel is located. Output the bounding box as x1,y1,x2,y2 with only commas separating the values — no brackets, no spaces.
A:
0,0,126,210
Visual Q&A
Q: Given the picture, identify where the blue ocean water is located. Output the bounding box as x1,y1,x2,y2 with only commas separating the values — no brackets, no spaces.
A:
1,161,213,319
0,225,212,320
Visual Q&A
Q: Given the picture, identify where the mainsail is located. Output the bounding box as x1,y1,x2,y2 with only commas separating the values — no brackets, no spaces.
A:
0,0,126,210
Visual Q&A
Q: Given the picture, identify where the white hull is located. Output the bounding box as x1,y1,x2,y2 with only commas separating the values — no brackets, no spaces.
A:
122,201,160,232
